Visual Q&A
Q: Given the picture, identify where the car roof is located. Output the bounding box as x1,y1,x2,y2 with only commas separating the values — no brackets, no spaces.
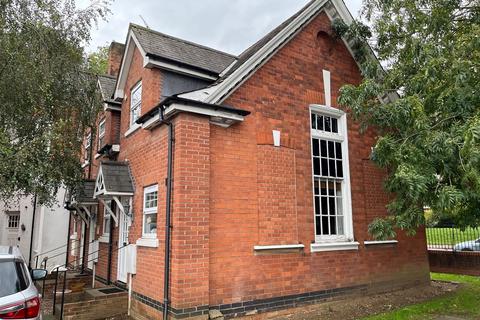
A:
0,246,24,261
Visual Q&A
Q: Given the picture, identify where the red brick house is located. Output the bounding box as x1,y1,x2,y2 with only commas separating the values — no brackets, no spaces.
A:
68,0,430,319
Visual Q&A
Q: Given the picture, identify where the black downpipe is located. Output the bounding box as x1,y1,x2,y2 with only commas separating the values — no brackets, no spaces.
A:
81,221,88,273
28,195,37,269
65,213,72,266
163,108,174,320
107,201,114,285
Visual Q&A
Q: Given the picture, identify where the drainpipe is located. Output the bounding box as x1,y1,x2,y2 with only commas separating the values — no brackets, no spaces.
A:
65,211,72,266
162,106,174,320
80,220,88,274
28,194,37,269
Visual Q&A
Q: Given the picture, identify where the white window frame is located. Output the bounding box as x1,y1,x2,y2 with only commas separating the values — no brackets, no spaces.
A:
7,213,20,229
98,119,106,149
85,132,91,161
309,104,355,249
102,207,111,236
142,184,158,239
130,81,142,128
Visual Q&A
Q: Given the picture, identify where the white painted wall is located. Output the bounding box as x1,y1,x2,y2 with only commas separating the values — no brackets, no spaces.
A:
0,188,70,271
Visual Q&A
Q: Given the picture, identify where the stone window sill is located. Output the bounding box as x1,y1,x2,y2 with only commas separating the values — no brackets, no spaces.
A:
124,124,141,137
136,238,159,248
254,244,304,251
98,235,109,243
310,241,359,252
364,240,398,246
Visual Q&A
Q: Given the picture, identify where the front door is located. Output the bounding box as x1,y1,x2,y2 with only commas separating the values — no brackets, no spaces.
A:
6,212,20,246
117,204,129,283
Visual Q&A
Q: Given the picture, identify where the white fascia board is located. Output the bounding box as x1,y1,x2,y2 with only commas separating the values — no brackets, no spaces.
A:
143,57,217,81
164,103,245,121
310,104,345,117
254,244,304,251
114,30,146,100
104,103,122,112
205,0,329,104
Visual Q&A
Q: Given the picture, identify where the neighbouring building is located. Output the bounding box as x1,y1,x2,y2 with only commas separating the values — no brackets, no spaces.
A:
0,189,70,271
68,0,430,319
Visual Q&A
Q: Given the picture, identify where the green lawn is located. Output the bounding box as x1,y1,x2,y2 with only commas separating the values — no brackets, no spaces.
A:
426,227,480,245
362,273,480,320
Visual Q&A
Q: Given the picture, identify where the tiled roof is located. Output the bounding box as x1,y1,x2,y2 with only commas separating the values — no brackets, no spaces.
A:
131,24,237,75
98,74,118,103
75,180,97,204
101,161,134,195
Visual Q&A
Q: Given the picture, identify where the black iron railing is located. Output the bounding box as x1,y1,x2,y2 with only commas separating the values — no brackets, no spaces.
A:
426,224,480,251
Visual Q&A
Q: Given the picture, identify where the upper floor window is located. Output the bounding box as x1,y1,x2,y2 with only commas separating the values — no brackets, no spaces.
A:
311,105,353,243
98,119,106,149
130,81,142,127
143,185,158,238
102,207,110,236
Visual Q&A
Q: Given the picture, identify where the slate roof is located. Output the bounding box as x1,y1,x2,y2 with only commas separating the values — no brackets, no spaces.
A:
75,180,97,204
131,24,237,75
98,74,118,104
100,161,134,195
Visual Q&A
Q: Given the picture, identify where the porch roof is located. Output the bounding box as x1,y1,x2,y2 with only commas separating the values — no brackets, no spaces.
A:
94,161,135,198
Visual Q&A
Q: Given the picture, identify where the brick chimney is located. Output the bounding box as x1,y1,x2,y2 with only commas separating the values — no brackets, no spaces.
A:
107,41,125,77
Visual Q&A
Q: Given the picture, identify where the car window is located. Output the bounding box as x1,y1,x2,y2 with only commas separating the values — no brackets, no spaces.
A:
0,261,29,298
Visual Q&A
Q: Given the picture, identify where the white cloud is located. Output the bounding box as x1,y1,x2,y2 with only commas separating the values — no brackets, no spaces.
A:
80,0,363,54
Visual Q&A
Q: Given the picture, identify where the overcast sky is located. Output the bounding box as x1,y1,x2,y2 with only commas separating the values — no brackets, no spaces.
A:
78,0,363,55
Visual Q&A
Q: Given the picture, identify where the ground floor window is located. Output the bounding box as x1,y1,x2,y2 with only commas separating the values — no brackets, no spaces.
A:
143,185,158,238
7,212,20,229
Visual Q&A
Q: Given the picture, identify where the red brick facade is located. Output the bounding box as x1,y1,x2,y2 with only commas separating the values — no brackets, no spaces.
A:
70,9,430,320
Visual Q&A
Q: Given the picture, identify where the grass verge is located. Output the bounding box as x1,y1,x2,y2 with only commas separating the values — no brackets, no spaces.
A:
361,273,480,320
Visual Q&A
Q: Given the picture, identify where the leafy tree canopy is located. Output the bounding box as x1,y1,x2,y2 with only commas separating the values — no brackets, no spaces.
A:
87,44,109,75
336,0,480,238
0,0,110,204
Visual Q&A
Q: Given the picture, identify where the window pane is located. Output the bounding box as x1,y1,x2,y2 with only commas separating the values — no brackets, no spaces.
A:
337,197,343,215
145,191,158,209
320,140,327,157
335,142,342,159
314,158,320,175
329,159,336,177
330,216,337,235
320,181,327,195
314,180,320,195
332,118,338,133
321,158,328,176
324,116,331,132
336,160,343,177
317,115,324,131
321,197,328,215
329,197,336,215
312,139,319,156
322,216,329,235
315,216,321,235
335,182,342,197
311,114,316,129
328,181,335,196
328,141,335,158
144,213,157,234
337,216,344,235
314,197,320,215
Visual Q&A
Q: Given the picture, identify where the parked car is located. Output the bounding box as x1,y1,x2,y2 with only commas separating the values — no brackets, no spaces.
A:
0,246,47,319
453,238,480,251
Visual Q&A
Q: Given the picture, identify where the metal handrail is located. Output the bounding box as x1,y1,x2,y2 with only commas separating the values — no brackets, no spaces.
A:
34,238,83,268
51,242,130,319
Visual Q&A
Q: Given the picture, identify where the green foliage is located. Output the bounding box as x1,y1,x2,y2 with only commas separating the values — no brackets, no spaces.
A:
0,0,110,204
337,0,480,238
87,44,109,75
363,273,480,319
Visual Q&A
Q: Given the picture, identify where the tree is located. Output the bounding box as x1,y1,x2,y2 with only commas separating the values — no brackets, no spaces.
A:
0,0,110,204
336,0,480,239
87,44,109,75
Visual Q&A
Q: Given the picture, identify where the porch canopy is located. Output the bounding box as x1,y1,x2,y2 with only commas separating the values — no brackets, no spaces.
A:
94,161,134,226
68,180,98,223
